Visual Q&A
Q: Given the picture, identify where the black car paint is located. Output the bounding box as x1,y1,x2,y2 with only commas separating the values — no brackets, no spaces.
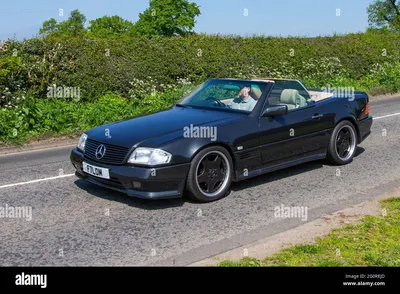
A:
70,79,373,199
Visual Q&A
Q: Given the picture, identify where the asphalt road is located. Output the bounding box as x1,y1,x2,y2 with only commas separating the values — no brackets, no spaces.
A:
0,96,400,266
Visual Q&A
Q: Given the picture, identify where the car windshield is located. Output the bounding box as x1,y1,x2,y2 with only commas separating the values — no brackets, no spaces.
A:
177,79,267,113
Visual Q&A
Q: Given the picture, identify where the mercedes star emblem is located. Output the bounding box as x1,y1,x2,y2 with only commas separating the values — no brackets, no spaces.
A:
95,144,106,160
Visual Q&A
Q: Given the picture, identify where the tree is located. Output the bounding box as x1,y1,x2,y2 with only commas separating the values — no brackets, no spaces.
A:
39,9,87,37
134,0,201,37
367,0,400,31
58,10,87,36
88,15,135,38
39,18,58,35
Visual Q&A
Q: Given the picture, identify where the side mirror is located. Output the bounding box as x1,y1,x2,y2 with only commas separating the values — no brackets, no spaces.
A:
262,105,288,117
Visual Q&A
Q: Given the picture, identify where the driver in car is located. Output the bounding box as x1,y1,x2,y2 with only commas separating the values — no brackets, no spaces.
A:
227,86,257,112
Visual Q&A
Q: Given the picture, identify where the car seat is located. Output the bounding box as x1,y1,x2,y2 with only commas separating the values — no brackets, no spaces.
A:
280,89,308,110
250,85,263,100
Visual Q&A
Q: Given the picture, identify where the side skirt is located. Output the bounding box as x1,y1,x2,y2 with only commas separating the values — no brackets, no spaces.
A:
234,153,327,182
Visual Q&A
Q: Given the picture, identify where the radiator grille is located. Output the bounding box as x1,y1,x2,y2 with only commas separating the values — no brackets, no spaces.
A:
84,139,131,165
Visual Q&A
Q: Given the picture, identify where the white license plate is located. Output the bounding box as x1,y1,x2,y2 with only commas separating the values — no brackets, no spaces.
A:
82,162,110,179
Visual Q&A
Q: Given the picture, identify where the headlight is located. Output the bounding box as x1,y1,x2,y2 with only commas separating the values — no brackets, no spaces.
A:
128,148,172,165
77,133,88,151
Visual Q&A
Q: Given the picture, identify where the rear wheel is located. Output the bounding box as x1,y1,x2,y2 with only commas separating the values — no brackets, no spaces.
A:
327,120,358,165
185,146,233,203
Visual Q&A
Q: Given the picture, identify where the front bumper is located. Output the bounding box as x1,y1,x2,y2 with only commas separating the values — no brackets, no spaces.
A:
70,148,190,199
357,115,373,143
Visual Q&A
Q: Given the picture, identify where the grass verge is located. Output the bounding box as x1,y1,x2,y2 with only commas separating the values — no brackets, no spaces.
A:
219,198,400,267
0,91,182,146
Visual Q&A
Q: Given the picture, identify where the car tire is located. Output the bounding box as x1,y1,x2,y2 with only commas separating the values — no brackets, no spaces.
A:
185,146,233,203
327,120,358,165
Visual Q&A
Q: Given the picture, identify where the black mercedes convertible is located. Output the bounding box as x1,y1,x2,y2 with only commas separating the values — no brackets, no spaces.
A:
70,78,373,202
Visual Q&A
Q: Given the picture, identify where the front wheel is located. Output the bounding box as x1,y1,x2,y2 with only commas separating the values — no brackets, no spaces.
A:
185,146,233,203
327,120,358,165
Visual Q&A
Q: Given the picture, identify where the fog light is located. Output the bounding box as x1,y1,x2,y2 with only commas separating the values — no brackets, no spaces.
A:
132,181,141,189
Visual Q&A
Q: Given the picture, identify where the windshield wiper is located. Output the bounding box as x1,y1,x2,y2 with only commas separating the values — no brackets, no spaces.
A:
175,103,192,108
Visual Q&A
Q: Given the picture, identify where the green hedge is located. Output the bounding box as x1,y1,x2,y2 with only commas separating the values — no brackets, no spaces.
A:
0,91,184,144
1,31,400,102
1,31,400,144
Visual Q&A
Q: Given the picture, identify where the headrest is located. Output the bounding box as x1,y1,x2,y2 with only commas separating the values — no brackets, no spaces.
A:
250,85,262,100
280,89,299,104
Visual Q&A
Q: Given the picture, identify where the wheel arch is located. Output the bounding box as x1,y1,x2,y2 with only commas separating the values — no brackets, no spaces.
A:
190,142,236,169
336,116,361,143
184,142,236,202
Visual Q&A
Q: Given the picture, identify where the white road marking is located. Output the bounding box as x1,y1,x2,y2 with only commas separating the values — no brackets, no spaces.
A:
0,144,76,158
374,112,400,120
0,174,75,189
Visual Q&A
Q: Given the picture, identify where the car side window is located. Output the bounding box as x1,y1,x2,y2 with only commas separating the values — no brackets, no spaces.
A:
267,81,312,111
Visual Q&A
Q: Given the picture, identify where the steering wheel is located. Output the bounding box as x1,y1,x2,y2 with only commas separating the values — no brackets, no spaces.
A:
205,97,226,107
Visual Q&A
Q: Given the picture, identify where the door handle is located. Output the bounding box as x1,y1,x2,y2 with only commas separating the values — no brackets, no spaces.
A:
312,114,323,119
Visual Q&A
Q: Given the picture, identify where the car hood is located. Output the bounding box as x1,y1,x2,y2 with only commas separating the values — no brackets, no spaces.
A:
85,106,244,148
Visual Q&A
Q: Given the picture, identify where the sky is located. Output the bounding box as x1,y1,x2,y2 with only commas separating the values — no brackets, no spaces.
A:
0,0,375,40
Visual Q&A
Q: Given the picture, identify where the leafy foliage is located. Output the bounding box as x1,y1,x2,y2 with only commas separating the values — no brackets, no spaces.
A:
88,16,135,38
1,31,400,143
134,0,201,36
367,0,400,31
0,55,27,109
38,1,201,39
2,31,400,103
0,89,185,144
39,9,87,37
